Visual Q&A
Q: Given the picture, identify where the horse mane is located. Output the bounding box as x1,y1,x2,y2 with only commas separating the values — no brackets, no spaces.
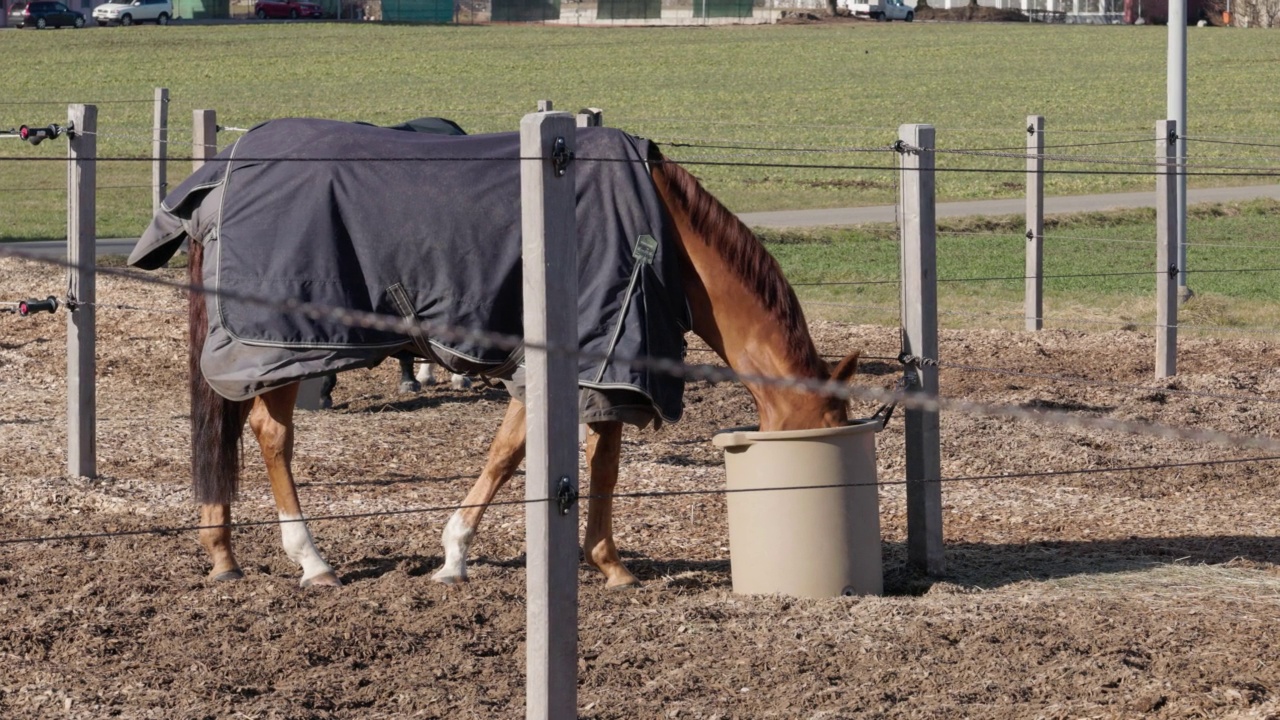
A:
648,143,828,379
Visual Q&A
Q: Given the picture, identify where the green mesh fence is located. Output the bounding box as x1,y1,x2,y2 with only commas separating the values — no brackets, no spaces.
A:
380,0,453,20
597,0,659,19
491,0,559,21
701,0,751,17
174,0,229,18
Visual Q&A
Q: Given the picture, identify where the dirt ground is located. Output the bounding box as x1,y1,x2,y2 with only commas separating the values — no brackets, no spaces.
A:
2,255,1280,719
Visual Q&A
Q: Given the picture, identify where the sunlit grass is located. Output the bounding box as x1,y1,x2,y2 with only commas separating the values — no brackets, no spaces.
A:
777,199,1280,332
2,23,1279,241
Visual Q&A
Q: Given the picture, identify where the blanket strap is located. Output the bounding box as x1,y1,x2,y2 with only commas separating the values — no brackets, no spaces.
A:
387,282,444,364
592,234,658,383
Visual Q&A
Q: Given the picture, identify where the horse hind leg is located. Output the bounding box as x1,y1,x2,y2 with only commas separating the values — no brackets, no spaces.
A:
200,502,244,582
319,373,336,410
192,354,252,582
413,361,471,390
249,384,341,587
433,399,526,585
397,354,421,394
583,421,639,588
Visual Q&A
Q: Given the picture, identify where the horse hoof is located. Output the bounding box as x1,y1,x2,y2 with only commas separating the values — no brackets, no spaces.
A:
431,570,467,586
606,576,642,590
451,375,471,390
399,380,421,394
301,571,342,588
319,395,333,410
209,569,244,582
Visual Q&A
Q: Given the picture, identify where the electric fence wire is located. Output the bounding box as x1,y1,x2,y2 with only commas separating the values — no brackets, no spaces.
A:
3,242,1277,458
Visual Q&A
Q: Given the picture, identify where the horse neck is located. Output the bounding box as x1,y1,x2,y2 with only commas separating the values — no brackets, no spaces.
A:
655,182,843,431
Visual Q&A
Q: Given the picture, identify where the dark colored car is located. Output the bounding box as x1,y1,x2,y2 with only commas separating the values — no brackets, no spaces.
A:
8,0,86,27
253,0,323,18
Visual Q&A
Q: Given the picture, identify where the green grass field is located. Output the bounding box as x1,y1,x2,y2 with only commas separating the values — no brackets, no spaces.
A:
772,198,1280,332
2,22,1277,329
3,22,1280,238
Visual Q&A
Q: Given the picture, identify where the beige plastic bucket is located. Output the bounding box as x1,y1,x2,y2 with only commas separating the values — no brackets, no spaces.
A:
712,419,883,598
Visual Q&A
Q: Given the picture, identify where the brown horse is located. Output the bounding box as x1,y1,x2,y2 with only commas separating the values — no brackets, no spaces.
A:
186,143,860,588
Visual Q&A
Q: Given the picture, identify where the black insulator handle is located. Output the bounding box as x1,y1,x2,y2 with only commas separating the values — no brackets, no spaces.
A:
18,296,58,316
18,124,58,146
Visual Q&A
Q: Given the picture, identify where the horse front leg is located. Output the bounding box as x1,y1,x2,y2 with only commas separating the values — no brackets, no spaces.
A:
432,399,526,585
583,421,639,588
249,385,340,587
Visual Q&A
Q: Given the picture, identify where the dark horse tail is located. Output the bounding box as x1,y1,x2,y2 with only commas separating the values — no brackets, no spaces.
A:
189,241,244,504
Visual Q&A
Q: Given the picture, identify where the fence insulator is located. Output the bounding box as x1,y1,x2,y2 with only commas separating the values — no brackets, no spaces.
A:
18,296,58,316
18,124,65,146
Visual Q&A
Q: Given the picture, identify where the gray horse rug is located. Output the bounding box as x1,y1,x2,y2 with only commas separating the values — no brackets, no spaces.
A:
128,118,691,427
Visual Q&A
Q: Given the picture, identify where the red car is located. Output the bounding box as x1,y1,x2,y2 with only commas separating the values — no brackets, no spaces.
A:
254,0,323,18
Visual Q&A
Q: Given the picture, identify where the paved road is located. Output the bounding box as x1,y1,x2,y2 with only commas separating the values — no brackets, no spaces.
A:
738,184,1280,228
8,184,1280,259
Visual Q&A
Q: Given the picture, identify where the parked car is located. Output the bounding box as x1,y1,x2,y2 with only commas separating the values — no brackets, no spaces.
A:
92,0,172,25
254,0,323,18
7,1,85,28
841,0,914,20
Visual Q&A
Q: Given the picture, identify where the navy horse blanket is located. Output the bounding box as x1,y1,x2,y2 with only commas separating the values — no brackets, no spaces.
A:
129,118,690,427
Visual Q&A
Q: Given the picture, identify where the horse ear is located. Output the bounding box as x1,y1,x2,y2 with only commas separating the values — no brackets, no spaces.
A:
829,350,860,383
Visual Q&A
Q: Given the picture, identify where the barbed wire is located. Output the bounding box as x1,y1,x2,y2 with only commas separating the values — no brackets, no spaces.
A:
797,298,1280,339
3,148,1280,181
0,98,156,106
1042,234,1280,250
78,129,173,144
75,301,185,315
664,140,896,154
1186,137,1280,150
622,118,1156,136
3,240,1278,458
792,278,899,287
799,299,901,314
3,452,1278,548
934,267,1280,285
937,361,1280,406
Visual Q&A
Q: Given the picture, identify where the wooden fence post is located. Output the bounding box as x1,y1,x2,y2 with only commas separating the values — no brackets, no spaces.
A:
1025,115,1044,331
520,110,579,720
153,88,168,217
898,123,944,576
1156,119,1178,379
67,104,97,479
193,109,216,172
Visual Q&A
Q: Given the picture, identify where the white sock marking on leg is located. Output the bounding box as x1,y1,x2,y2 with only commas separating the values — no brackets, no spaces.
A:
434,511,475,581
279,512,333,582
416,362,438,385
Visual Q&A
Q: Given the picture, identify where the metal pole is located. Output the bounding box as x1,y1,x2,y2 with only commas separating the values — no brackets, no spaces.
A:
520,110,580,720
67,104,97,479
1167,0,1190,302
152,88,168,217
897,123,943,576
1025,115,1044,331
1156,120,1179,379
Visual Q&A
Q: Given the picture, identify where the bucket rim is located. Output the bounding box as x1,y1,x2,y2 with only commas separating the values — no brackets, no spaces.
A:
711,416,884,448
